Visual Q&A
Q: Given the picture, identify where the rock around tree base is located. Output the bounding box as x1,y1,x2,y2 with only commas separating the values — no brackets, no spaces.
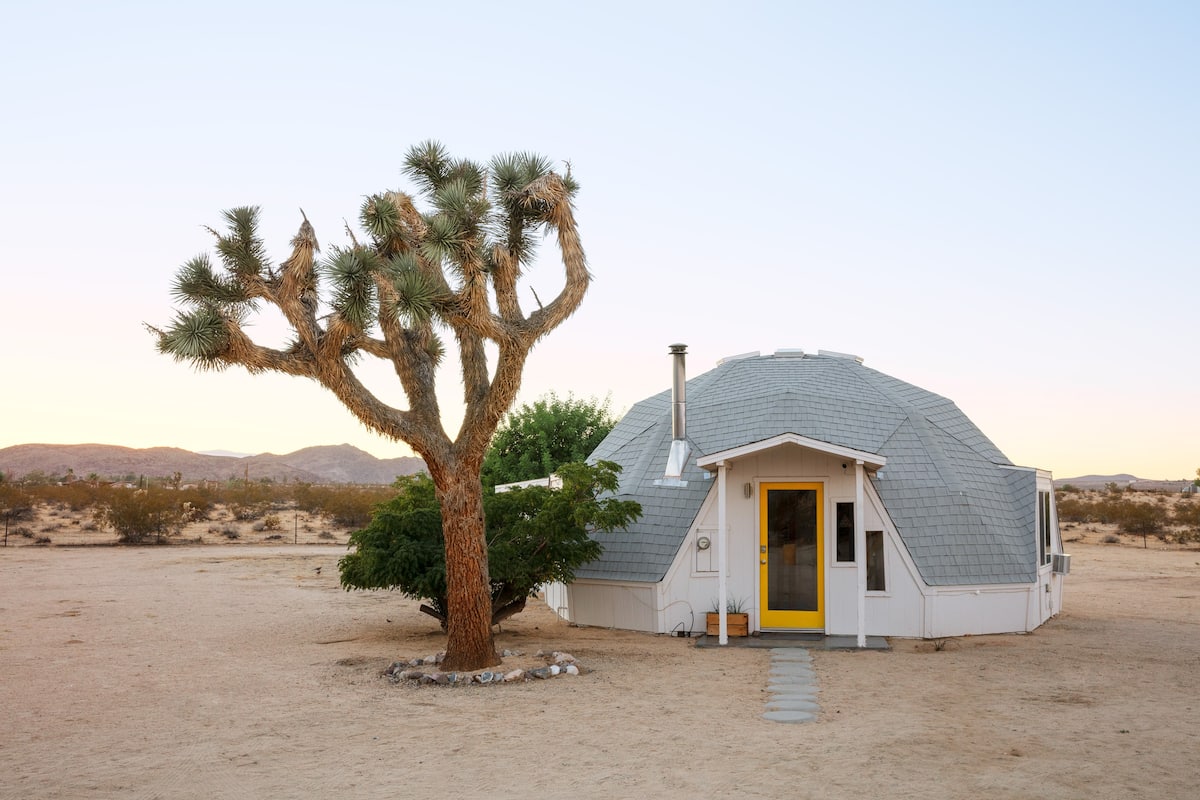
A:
384,649,584,686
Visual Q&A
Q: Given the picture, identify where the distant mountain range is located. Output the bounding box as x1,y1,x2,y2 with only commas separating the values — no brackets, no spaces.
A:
0,443,425,485
1055,474,1195,492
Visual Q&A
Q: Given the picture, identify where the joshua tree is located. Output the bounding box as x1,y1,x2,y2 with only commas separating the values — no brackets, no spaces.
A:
150,141,589,670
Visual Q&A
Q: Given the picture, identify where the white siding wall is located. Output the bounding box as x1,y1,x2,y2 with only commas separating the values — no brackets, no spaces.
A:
927,586,1038,637
560,581,658,632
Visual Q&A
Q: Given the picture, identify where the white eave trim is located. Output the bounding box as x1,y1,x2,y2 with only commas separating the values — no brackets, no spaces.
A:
696,433,886,471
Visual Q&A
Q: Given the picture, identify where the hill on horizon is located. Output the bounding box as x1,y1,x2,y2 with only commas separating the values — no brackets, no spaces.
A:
1055,473,1196,492
0,443,425,485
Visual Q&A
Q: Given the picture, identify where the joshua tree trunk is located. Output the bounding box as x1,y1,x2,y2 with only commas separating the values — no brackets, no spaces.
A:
429,459,498,670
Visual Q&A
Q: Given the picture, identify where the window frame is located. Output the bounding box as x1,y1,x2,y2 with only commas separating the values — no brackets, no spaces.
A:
834,501,856,563
1038,490,1052,567
865,529,886,592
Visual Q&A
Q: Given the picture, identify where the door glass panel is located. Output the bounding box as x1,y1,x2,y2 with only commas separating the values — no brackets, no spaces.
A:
766,488,818,612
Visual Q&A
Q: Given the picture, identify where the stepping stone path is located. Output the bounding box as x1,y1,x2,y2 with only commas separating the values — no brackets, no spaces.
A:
763,648,819,723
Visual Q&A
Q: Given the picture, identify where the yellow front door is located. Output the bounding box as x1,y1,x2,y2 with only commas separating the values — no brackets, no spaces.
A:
759,482,824,629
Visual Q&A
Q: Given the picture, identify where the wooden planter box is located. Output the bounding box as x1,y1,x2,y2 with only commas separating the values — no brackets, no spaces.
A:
706,612,749,637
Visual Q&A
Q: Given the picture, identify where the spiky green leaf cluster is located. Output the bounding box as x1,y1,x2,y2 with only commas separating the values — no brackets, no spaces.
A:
213,206,269,276
386,254,446,327
171,254,253,307
324,246,382,330
487,151,578,268
360,193,402,243
156,307,230,366
420,213,466,263
401,141,454,195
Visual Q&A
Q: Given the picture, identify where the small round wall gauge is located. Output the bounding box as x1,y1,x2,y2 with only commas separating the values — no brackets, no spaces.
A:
696,536,711,550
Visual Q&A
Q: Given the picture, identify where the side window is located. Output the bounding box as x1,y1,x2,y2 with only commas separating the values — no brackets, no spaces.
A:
866,530,885,591
835,502,855,562
1038,490,1052,566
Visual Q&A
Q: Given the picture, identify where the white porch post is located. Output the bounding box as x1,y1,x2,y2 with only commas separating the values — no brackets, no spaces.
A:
717,460,728,645
855,460,866,648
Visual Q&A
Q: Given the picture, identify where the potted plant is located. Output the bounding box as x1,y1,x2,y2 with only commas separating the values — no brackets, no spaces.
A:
706,597,749,637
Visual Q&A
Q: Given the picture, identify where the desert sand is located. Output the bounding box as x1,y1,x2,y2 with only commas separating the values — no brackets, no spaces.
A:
1,536,1198,799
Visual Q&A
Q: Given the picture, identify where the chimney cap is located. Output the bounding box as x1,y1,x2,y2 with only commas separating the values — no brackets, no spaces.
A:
669,343,687,353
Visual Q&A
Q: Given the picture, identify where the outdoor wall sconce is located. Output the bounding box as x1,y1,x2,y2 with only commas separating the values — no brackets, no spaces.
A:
743,482,753,498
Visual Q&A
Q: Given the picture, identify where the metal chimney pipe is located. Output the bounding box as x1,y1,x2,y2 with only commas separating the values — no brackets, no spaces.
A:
659,343,691,485
669,343,687,441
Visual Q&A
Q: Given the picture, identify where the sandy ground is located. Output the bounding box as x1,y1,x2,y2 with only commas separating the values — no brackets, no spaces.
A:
1,540,1198,800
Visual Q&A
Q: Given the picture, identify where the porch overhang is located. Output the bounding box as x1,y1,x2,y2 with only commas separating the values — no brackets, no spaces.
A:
696,433,887,472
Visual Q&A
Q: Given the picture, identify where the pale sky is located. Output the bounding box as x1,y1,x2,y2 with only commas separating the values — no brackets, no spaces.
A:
1,1,1196,480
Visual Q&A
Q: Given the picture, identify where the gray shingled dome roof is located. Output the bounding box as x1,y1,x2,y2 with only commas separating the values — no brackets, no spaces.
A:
580,351,1038,586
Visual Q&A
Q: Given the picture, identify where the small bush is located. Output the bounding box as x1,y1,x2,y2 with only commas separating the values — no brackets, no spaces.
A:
14,526,34,538
1174,502,1200,528
234,506,264,522
1117,503,1166,536
34,536,51,545
1101,534,1121,544
261,513,282,531
1174,529,1199,545
317,531,336,540
96,489,185,544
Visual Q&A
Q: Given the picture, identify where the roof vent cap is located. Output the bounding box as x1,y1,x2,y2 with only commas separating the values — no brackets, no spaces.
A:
817,349,864,364
773,348,806,358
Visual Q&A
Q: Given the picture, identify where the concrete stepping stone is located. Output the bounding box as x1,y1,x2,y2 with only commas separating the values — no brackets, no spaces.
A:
765,699,820,712
769,663,816,676
763,709,817,723
763,648,819,723
769,648,812,659
769,677,815,688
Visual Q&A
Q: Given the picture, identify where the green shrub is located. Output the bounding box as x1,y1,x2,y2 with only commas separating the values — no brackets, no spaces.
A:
340,461,641,629
95,488,185,544
306,486,393,528
1173,502,1200,529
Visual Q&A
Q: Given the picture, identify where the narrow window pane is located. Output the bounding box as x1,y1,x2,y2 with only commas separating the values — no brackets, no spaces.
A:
1042,492,1053,564
1038,491,1047,566
835,502,855,562
866,530,885,591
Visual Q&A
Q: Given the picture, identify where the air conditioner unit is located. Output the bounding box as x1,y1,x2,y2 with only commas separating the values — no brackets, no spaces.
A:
1051,553,1071,575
